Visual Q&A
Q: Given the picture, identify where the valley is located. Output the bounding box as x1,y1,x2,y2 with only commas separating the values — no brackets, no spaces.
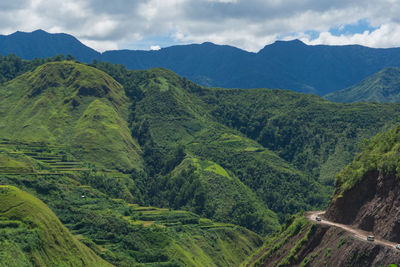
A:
1,52,400,266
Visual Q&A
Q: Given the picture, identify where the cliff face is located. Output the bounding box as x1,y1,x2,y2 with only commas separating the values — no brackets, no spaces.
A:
326,171,400,243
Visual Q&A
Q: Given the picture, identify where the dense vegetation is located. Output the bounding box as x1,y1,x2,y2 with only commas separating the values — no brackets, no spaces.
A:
0,54,70,84
335,123,400,196
325,67,400,103
193,87,400,185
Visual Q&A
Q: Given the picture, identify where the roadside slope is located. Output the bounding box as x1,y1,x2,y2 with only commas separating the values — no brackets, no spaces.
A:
245,214,400,267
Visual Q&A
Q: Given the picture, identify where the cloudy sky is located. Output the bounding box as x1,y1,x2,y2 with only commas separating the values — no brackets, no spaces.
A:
1,0,399,52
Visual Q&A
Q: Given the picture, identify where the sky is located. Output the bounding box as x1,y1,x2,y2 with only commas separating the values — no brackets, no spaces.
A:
0,0,399,52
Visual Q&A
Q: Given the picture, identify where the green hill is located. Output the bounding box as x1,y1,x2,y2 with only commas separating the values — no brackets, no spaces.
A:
128,68,328,226
325,67,400,103
0,185,111,267
0,61,143,172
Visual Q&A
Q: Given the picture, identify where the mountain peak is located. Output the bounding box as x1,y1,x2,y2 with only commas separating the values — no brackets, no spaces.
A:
201,41,216,46
258,39,307,54
10,29,48,36
32,29,48,34
273,39,306,46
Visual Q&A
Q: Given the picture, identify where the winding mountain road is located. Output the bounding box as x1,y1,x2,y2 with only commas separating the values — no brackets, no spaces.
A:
306,211,399,250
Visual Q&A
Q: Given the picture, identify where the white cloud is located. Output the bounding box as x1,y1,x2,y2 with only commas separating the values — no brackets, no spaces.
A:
207,0,238,3
79,39,119,52
301,23,400,48
0,0,400,51
150,45,161,50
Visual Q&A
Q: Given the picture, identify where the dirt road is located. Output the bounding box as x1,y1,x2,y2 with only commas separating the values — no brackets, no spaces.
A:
306,211,399,250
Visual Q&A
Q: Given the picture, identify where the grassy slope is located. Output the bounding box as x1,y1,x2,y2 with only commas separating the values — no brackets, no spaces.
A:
194,87,400,185
0,185,111,267
325,67,400,103
0,153,35,174
0,61,143,172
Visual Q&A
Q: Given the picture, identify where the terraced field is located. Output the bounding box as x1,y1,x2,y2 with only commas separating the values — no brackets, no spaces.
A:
125,203,236,230
0,139,89,174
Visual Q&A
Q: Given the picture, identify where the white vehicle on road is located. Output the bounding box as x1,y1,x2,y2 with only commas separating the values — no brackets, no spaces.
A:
367,236,375,242
315,216,321,221
396,244,400,250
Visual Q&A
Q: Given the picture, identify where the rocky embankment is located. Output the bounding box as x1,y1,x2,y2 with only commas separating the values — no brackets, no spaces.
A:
326,170,400,243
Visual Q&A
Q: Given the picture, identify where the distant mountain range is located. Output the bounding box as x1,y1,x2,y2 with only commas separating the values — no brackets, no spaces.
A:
325,67,400,103
0,30,98,62
3,29,400,95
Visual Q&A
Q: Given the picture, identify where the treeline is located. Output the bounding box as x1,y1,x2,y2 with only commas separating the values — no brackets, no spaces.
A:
0,54,77,83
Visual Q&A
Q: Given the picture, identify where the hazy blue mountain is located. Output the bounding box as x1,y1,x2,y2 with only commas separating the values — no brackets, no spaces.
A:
101,40,400,95
0,29,100,62
2,30,400,95
325,67,400,103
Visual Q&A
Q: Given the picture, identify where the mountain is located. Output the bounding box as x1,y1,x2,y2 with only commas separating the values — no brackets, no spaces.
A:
91,40,400,95
245,123,400,266
325,67,400,103
0,185,111,267
3,30,400,95
0,29,100,62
